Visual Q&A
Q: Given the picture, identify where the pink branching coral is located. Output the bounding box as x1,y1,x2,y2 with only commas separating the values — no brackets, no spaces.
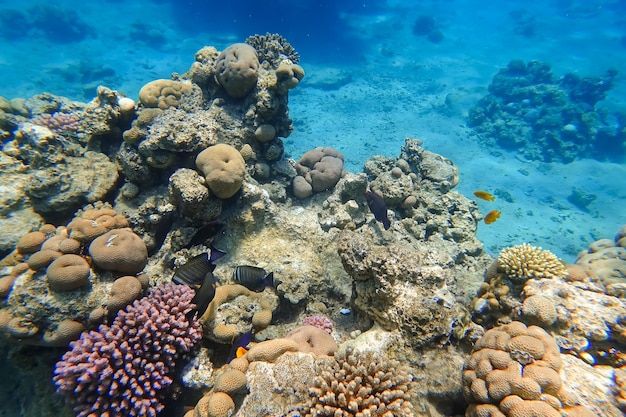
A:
53,283,202,417
302,315,334,334
31,112,81,132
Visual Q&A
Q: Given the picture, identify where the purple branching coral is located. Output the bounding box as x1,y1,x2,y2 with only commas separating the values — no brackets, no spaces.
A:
53,283,202,417
31,112,81,132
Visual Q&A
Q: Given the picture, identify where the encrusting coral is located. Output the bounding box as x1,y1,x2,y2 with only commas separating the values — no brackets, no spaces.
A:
53,283,202,417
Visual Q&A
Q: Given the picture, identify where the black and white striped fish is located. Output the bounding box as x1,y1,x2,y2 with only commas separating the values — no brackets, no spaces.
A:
233,265,274,292
172,246,226,317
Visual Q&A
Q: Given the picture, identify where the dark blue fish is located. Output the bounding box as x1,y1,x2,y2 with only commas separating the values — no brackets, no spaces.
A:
226,330,253,363
172,245,226,317
365,190,391,230
186,221,225,248
233,265,274,292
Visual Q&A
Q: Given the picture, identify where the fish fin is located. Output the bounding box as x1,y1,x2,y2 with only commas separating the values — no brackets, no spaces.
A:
209,244,227,263
236,346,248,358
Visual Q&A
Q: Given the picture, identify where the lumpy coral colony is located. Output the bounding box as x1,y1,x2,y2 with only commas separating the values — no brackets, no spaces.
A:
0,33,624,417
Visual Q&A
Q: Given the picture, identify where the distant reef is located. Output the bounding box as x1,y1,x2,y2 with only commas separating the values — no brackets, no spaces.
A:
468,59,625,163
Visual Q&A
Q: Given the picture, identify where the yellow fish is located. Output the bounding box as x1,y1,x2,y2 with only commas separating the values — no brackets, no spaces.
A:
236,346,248,358
484,210,501,224
474,190,495,201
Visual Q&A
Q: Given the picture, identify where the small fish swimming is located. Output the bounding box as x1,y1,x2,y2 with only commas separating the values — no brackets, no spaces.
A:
172,245,226,317
484,209,501,224
365,190,391,230
226,330,252,363
233,265,274,292
473,190,495,201
186,221,225,248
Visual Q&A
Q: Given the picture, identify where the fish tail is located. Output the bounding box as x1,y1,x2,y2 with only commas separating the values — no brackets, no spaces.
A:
264,272,274,289
209,244,227,263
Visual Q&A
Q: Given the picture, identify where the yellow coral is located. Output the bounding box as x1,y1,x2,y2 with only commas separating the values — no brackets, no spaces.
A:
498,243,566,282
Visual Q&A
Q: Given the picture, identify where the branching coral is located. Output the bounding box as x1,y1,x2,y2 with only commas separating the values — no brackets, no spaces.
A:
498,243,566,282
304,348,416,417
53,283,202,417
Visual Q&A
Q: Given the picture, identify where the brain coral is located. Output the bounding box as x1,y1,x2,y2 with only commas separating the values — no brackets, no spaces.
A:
195,144,246,199
46,254,90,291
462,321,592,417
304,348,416,417
498,243,566,282
215,43,259,99
138,79,193,109
88,228,148,274
53,283,202,417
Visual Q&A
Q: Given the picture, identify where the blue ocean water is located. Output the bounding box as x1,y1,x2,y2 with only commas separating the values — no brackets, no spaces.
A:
0,0,625,260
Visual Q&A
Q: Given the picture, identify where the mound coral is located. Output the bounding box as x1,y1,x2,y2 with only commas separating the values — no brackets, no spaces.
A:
88,228,148,274
53,283,202,417
498,243,566,282
195,144,246,199
462,321,592,417
138,79,193,109
293,147,344,198
305,348,416,416
215,43,259,99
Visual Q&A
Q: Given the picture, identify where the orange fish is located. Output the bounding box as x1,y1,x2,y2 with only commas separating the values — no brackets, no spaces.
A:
236,346,248,358
484,210,501,224
474,190,495,201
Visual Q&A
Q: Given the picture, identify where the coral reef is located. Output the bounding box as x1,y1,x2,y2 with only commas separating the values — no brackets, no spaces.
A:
0,205,148,346
0,87,133,218
468,59,624,162
53,283,202,417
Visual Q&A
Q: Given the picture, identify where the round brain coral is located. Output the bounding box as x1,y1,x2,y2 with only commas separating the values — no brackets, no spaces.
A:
53,283,202,417
215,43,259,99
46,254,91,291
88,228,148,274
195,144,246,199
498,243,567,282
138,79,193,109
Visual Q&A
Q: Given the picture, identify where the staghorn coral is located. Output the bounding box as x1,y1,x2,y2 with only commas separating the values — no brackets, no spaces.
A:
498,243,567,282
53,283,202,417
245,32,300,67
304,348,416,417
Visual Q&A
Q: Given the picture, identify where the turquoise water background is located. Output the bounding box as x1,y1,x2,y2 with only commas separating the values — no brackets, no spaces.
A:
0,0,625,260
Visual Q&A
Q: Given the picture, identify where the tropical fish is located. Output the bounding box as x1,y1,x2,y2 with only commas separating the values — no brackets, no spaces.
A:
473,190,495,201
484,209,501,224
172,246,226,317
365,190,391,230
186,221,226,248
227,330,252,363
233,265,274,292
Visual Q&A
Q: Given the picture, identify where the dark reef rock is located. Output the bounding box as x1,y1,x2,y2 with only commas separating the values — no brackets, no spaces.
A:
468,59,624,162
